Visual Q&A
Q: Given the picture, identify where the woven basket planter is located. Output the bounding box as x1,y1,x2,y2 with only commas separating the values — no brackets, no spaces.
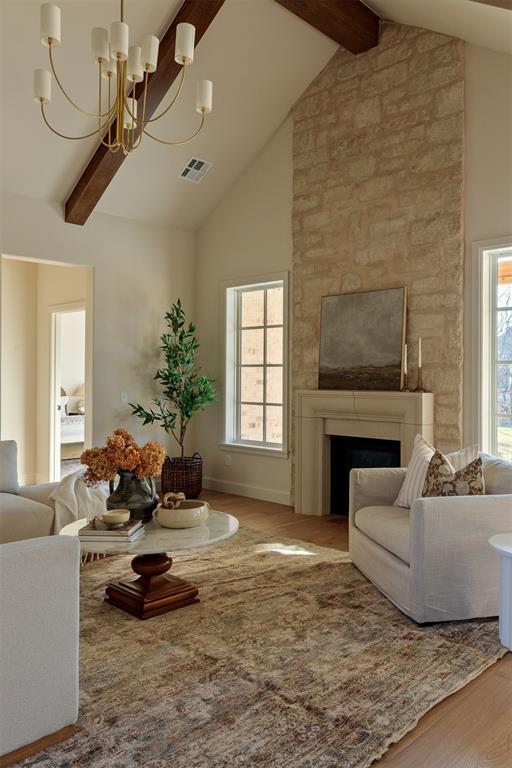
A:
161,453,202,499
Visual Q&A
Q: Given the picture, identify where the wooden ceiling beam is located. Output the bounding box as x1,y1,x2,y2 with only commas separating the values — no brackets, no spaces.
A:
273,0,380,55
65,0,225,226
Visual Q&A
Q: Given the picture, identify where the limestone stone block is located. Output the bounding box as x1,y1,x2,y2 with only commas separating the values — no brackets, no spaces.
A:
353,95,381,128
436,82,464,116
410,213,461,245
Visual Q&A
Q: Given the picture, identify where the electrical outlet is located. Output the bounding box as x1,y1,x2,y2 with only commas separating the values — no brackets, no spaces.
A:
121,390,128,403
224,454,231,467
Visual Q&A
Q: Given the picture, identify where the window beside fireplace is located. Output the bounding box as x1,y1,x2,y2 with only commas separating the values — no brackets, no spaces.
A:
330,436,401,515
472,242,512,460
223,273,289,454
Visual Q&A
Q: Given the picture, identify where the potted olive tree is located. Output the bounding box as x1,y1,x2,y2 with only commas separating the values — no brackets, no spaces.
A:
130,300,215,498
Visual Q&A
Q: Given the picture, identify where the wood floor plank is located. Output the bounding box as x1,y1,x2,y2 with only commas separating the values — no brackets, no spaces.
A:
201,490,510,767
0,726,78,767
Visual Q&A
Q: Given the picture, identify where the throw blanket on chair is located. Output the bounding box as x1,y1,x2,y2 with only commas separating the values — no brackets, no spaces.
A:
50,469,108,533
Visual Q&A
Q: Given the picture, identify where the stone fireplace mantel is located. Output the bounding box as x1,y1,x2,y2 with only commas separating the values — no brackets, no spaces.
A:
295,390,434,516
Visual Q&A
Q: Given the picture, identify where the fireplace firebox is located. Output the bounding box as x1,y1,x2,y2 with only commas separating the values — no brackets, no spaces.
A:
330,435,400,515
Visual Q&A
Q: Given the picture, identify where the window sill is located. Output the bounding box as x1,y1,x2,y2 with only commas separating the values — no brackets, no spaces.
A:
219,443,289,459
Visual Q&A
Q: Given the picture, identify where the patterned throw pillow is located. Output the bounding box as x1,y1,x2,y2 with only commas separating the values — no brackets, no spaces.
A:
422,450,485,497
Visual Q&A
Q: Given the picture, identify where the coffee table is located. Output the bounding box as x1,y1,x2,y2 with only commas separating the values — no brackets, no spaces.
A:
60,510,239,619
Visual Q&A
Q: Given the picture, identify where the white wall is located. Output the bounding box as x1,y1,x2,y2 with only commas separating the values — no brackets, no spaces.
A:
464,43,512,444
195,117,293,505
60,310,86,396
1,193,196,480
0,259,38,484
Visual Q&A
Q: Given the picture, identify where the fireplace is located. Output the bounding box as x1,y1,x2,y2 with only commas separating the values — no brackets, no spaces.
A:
330,435,400,515
295,390,434,516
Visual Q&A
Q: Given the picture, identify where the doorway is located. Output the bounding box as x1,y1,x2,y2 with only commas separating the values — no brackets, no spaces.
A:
51,305,87,481
1,256,93,485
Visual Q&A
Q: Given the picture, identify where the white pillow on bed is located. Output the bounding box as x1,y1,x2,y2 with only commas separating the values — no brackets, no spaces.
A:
0,440,19,494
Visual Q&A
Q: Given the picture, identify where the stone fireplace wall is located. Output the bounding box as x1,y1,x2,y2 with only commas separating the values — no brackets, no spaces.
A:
292,23,464,453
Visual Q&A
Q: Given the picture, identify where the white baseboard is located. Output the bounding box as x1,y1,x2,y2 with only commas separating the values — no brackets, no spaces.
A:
203,476,292,507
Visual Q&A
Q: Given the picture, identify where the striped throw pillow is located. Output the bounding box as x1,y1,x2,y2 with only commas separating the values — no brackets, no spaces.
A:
394,434,435,508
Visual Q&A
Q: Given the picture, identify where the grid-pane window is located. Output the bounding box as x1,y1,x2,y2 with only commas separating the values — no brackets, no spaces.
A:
494,251,512,459
225,279,286,450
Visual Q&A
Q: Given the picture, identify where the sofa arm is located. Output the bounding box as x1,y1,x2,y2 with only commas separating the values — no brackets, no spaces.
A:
19,482,59,509
0,536,80,755
410,494,512,617
349,467,406,527
410,494,512,555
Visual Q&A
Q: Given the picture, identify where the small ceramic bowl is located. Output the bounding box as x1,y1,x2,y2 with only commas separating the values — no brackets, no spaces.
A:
103,508,130,526
153,500,209,529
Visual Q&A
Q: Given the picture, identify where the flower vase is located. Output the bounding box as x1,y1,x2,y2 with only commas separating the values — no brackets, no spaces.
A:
107,470,158,522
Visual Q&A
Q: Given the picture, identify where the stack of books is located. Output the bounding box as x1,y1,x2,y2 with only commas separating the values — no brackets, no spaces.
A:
78,518,145,542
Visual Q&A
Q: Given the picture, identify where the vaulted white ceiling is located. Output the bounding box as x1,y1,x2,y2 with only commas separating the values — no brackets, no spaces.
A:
1,0,510,231
367,0,512,55
0,0,337,229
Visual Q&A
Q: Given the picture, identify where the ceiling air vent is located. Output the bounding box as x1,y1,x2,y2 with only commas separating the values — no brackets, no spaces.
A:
179,157,212,183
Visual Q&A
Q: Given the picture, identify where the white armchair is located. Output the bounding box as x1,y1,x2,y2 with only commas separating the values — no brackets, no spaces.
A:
0,536,80,756
349,467,512,623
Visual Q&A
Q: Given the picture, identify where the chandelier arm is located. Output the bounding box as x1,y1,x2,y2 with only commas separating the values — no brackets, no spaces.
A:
106,72,114,150
98,76,122,152
48,42,115,119
116,60,124,148
130,73,148,151
123,65,185,125
98,63,102,138
142,112,206,146
40,101,112,140
139,71,149,134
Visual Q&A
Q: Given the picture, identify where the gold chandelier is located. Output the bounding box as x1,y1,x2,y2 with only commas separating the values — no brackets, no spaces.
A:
33,1,213,155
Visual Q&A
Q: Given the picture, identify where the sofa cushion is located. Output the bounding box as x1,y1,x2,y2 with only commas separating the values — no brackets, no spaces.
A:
446,444,479,471
0,493,54,544
423,451,484,497
355,505,410,564
0,440,18,494
394,434,435,508
480,453,512,495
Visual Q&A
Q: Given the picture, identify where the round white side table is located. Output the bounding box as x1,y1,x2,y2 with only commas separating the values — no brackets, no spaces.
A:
489,533,512,650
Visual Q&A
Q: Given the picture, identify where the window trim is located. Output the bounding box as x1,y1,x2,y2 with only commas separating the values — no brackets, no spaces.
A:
222,271,289,457
466,236,512,453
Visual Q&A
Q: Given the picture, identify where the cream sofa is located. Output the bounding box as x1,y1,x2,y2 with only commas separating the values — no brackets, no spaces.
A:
0,482,59,543
0,536,80,756
0,440,59,543
349,467,512,623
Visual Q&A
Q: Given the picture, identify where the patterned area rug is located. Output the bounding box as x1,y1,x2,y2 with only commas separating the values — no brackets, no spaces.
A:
17,528,506,768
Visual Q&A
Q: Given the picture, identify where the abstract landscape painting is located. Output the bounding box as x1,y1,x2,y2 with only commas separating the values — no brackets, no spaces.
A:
319,287,407,391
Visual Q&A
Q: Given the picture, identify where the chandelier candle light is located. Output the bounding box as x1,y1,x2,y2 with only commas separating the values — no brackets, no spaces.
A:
34,1,213,155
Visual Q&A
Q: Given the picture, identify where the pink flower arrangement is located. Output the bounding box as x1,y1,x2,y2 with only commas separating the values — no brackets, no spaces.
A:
80,428,166,486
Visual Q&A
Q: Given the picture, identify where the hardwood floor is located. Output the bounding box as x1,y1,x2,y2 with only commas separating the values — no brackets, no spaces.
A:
0,727,79,768
203,490,512,768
